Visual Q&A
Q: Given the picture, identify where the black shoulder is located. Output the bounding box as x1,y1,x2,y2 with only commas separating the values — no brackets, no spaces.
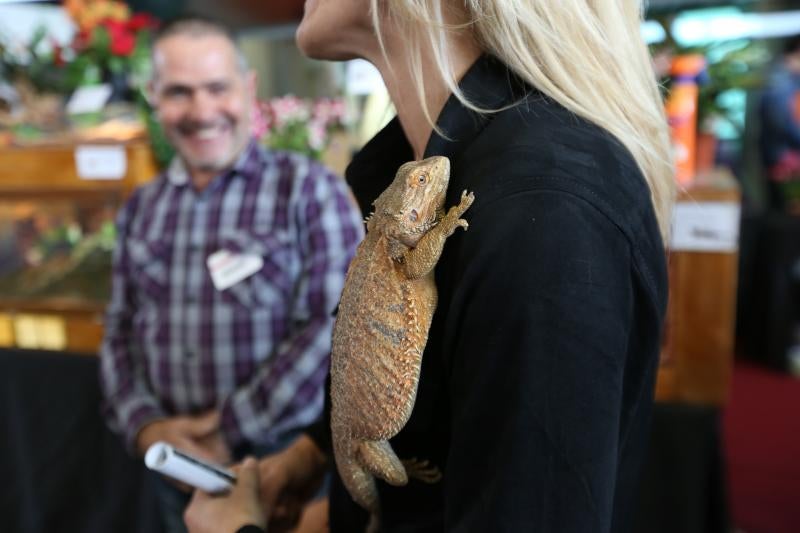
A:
458,96,657,237
452,99,667,312
474,98,645,194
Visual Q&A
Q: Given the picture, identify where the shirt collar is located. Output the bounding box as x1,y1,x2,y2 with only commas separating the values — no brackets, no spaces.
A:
166,138,262,187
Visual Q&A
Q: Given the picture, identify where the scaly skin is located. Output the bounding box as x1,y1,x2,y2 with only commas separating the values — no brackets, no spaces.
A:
330,156,474,527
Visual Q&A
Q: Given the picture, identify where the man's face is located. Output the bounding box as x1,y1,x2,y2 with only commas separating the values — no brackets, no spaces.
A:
150,34,255,177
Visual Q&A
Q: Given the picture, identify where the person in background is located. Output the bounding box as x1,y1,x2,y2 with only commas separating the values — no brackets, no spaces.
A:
99,16,364,533
760,34,800,213
185,0,674,531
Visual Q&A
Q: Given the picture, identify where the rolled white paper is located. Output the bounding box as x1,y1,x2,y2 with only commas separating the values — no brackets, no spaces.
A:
144,441,235,493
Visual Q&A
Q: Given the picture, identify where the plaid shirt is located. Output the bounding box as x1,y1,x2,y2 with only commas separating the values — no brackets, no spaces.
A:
99,141,364,451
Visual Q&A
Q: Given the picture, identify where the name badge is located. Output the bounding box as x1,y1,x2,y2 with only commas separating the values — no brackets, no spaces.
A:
207,250,263,291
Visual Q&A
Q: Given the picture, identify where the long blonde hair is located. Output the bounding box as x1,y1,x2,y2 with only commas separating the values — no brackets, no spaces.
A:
369,0,675,240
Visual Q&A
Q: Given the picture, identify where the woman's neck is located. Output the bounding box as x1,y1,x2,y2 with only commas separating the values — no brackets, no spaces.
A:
367,31,481,160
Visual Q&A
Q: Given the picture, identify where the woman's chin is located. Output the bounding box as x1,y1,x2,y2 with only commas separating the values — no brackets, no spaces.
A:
296,30,358,62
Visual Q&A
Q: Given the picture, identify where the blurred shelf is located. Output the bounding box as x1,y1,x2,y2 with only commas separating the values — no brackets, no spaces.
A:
656,168,741,406
0,140,158,196
0,140,158,355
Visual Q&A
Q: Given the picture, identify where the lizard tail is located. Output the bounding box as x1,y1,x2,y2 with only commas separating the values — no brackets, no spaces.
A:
366,513,381,533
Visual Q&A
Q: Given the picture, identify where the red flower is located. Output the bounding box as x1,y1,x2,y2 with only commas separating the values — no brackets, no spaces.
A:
127,12,158,31
103,19,128,36
103,19,136,56
110,32,135,56
53,44,65,67
72,28,92,52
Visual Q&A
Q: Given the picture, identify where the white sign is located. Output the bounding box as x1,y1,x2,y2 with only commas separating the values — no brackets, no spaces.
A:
66,84,112,115
207,250,263,291
74,145,127,180
670,201,741,252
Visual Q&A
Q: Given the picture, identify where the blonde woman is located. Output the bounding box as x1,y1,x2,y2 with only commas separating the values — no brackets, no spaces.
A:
185,1,674,532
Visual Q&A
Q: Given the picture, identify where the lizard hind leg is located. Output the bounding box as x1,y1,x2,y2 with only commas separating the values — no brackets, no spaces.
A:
336,452,380,513
358,440,409,486
402,457,443,483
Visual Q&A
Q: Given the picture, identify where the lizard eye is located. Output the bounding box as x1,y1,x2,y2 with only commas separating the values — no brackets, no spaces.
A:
417,173,427,185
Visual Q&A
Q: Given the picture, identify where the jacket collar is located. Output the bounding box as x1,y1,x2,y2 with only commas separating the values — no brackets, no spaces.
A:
345,55,533,215
424,54,531,160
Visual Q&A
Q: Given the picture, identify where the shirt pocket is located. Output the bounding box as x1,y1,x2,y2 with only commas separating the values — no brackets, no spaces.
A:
215,229,296,310
127,237,172,302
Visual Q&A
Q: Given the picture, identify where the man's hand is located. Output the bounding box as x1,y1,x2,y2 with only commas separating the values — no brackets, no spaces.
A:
137,410,222,457
136,410,232,491
190,411,232,465
184,457,266,533
259,434,328,532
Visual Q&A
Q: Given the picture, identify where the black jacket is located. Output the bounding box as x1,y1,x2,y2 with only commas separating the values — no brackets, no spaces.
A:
310,54,668,533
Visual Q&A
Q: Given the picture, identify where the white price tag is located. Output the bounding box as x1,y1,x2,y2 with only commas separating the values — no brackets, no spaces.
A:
66,84,112,115
207,250,263,291
74,145,127,180
670,201,741,252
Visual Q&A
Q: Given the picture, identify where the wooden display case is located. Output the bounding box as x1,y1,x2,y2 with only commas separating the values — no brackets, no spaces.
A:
0,141,158,354
656,169,741,406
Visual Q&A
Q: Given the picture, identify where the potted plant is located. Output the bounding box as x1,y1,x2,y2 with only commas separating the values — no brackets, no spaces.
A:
254,95,349,161
0,0,158,145
694,41,770,172
64,0,158,101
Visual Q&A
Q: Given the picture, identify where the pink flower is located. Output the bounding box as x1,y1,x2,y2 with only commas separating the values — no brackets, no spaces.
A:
312,97,347,128
269,95,310,128
251,101,272,139
256,96,347,157
307,119,327,150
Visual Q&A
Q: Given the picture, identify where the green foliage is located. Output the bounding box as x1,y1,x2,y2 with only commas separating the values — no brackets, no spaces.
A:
1,27,67,93
1,20,155,96
696,41,770,132
654,40,771,134
136,93,175,168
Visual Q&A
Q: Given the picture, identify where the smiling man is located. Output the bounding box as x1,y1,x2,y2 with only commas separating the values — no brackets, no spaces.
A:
150,23,254,191
98,17,364,533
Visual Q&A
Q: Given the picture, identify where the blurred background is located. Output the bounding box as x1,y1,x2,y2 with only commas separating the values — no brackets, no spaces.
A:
0,1,799,532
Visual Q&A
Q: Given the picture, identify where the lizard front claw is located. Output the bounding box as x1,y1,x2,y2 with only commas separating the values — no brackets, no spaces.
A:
447,190,474,232
460,189,475,208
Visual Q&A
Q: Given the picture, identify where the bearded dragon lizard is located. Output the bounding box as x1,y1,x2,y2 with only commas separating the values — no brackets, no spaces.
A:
330,156,474,525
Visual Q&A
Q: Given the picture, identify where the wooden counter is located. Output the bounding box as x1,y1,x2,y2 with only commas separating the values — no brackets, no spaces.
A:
656,169,741,406
0,140,158,195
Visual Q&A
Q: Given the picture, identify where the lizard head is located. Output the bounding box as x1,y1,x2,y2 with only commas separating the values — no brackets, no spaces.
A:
374,156,450,246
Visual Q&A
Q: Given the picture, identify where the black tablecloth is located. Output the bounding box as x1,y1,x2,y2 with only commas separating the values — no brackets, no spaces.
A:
740,212,800,372
0,348,161,533
0,349,727,533
634,403,730,533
